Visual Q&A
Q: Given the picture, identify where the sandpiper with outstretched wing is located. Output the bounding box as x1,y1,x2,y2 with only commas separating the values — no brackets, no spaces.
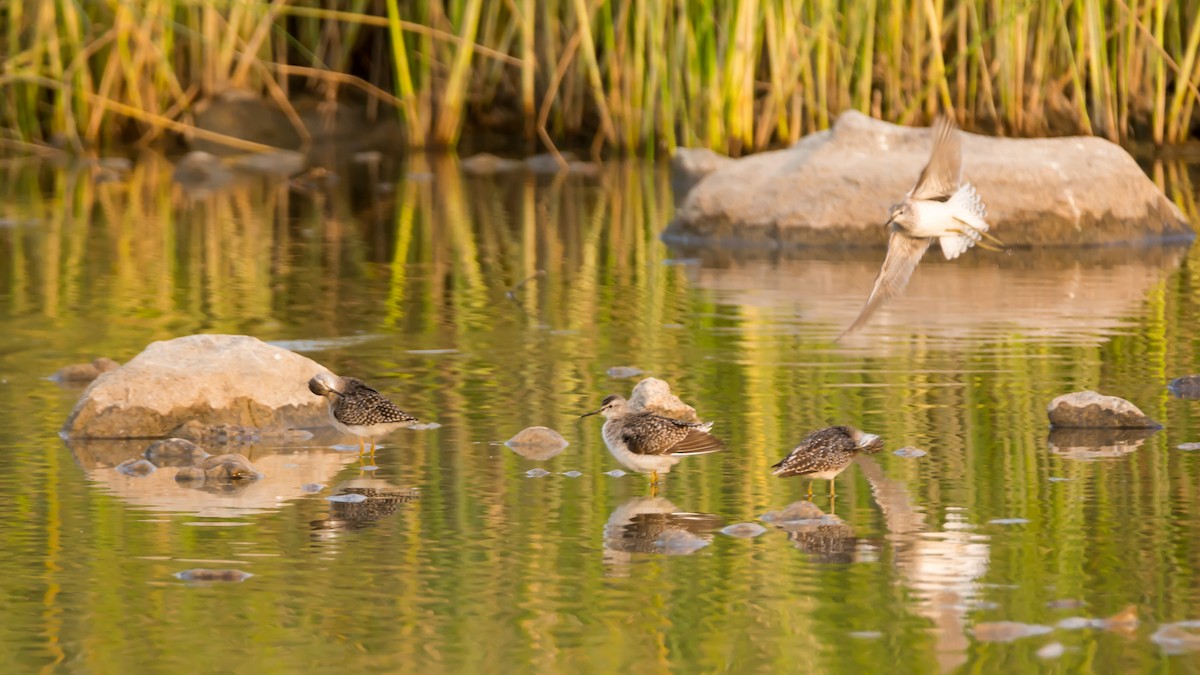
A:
841,116,1002,337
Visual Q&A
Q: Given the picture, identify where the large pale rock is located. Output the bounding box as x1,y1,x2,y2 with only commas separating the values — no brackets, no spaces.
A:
1047,390,1160,429
667,110,1192,247
62,334,333,438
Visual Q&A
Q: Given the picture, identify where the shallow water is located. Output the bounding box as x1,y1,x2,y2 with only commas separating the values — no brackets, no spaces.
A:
2,154,1200,672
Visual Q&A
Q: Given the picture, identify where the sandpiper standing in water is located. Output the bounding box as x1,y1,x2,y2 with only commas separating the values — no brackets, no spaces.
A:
581,394,723,490
842,116,1003,337
772,426,883,499
308,372,420,461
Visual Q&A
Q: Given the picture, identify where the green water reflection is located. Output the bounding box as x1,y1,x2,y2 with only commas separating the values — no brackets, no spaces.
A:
0,154,1199,672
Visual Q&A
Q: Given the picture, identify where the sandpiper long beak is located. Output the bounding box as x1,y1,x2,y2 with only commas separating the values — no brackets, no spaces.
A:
579,409,601,419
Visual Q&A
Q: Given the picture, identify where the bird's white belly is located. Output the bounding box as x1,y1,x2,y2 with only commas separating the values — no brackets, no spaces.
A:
603,437,681,475
909,201,961,238
806,466,850,481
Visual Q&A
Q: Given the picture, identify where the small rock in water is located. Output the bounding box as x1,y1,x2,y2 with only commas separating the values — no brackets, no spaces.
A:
53,357,120,383
893,446,927,458
720,523,767,538
525,468,551,478
561,470,583,478
301,483,325,493
115,458,156,477
145,438,211,467
604,470,626,477
761,501,826,524
607,366,644,379
360,465,380,471
1046,390,1159,429
1178,443,1200,451
175,568,253,583
1037,642,1065,660
1151,621,1200,654
408,422,441,431
847,631,882,640
199,453,263,482
971,621,1052,642
989,518,1030,525
1048,477,1072,482
326,493,368,503
1057,617,1093,630
505,426,569,460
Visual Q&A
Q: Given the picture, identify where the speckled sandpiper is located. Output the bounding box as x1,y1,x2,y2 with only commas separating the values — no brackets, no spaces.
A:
842,116,1004,337
771,426,883,498
308,372,420,460
581,394,723,489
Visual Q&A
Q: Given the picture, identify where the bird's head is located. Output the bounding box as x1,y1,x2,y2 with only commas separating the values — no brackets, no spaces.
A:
886,202,915,230
850,427,884,454
308,372,345,399
581,394,629,420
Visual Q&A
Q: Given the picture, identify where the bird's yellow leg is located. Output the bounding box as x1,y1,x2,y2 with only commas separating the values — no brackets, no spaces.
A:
830,479,836,498
806,481,814,500
369,438,377,462
357,437,365,460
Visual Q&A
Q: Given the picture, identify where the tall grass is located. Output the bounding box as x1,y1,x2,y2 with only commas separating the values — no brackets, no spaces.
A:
3,0,1200,155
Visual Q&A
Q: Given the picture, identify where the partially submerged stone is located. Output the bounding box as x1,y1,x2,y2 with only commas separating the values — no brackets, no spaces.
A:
144,438,211,467
62,334,333,439
504,426,569,460
1047,391,1160,429
628,377,699,422
198,453,262,481
168,420,261,446
53,357,120,383
668,110,1191,248
115,458,156,477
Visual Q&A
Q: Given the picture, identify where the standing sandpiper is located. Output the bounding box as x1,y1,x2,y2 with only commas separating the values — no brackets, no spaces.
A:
771,426,883,499
308,372,420,461
581,394,723,489
842,116,1003,337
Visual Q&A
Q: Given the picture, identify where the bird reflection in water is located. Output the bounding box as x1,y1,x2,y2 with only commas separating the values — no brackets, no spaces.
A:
763,500,870,564
603,496,722,573
310,476,419,540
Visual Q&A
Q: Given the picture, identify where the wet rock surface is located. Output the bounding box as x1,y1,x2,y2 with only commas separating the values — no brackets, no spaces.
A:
62,334,334,439
1047,391,1160,429
670,147,734,201
668,110,1192,248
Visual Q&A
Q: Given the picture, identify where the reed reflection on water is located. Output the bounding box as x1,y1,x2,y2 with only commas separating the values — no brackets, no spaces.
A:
0,154,1199,672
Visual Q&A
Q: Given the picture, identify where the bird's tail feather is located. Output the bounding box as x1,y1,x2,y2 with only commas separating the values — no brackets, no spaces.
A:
938,183,990,260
